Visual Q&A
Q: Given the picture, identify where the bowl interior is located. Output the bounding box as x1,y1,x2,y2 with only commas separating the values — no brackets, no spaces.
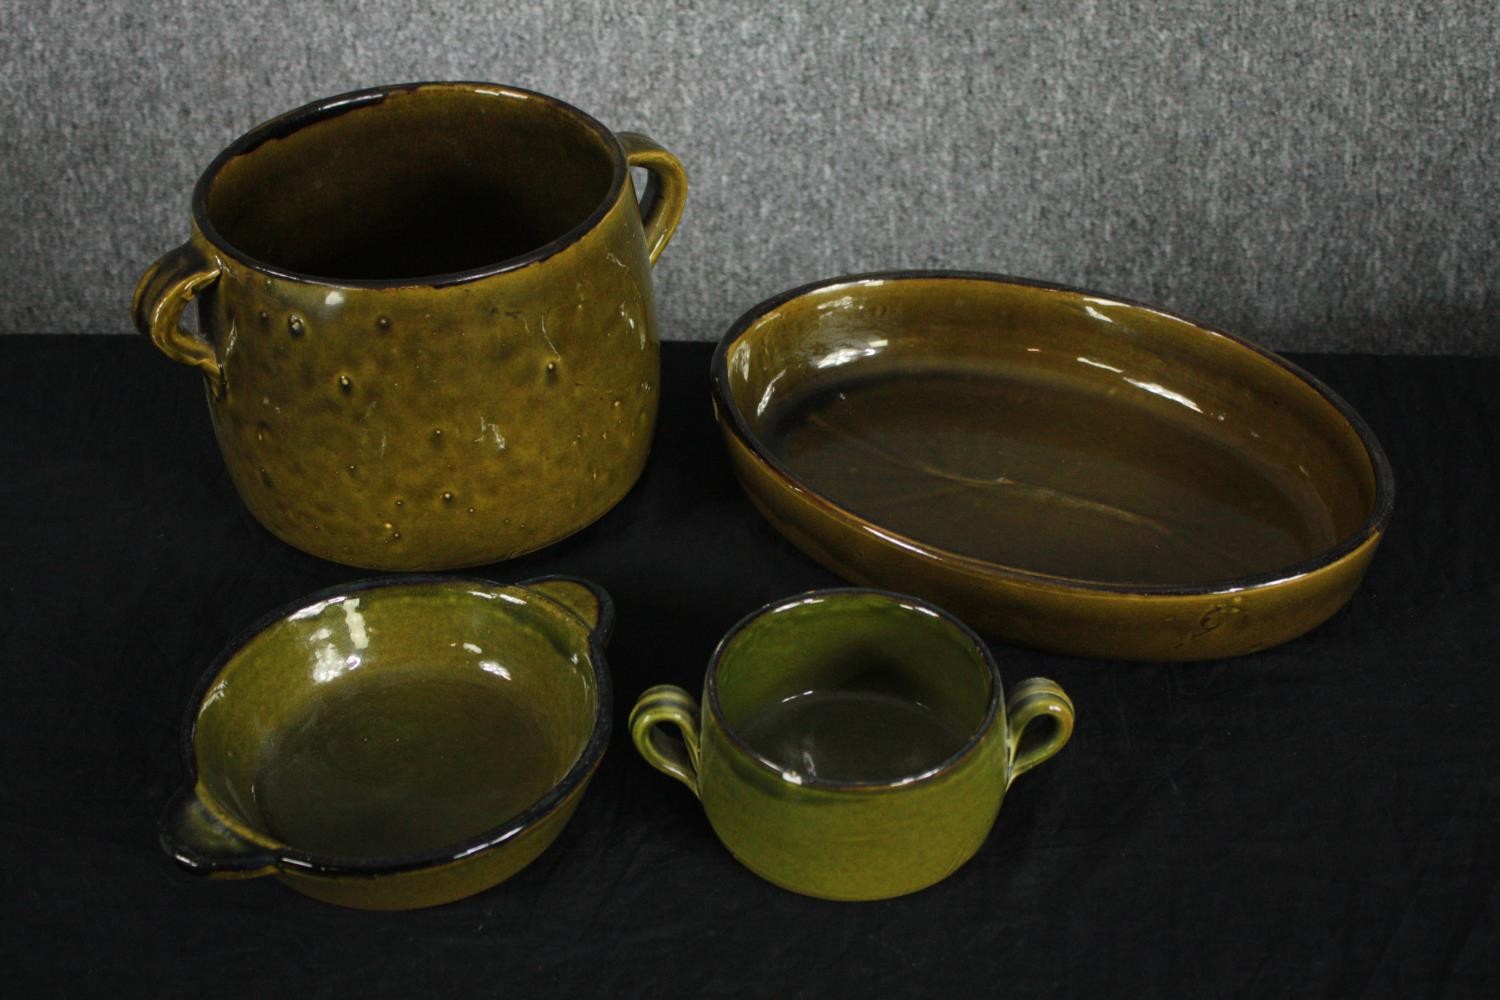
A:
719,276,1382,588
710,592,994,784
200,84,619,282
192,581,600,860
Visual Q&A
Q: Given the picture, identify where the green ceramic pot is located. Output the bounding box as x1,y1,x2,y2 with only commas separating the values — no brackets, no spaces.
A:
133,82,686,570
160,575,612,910
629,589,1074,901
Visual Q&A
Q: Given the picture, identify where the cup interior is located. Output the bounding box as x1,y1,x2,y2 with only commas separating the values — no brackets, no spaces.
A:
198,84,620,282
710,591,995,784
191,581,601,860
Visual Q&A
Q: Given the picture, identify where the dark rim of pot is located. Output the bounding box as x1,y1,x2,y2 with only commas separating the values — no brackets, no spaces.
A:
189,81,627,289
710,269,1396,598
162,573,614,877
704,587,1005,792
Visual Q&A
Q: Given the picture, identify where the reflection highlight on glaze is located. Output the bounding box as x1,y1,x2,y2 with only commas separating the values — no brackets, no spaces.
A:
815,294,859,315
313,644,361,684
1077,357,1205,415
756,371,787,419
862,524,928,558
814,340,887,370
288,595,346,621
1124,377,1203,414
479,660,512,680
342,598,369,649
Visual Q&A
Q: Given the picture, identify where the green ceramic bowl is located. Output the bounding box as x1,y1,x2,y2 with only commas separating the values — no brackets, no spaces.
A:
712,271,1394,661
630,589,1074,901
160,575,612,910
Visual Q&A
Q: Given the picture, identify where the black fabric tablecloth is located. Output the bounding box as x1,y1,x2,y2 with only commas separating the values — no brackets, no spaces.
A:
2,337,1496,997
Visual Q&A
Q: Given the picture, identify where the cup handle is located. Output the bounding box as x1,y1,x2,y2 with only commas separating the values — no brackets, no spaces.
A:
618,132,687,267
159,785,278,878
1005,677,1075,787
131,241,222,381
629,684,702,798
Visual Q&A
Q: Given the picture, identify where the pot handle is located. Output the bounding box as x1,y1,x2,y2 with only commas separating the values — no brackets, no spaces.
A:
629,684,702,798
618,132,687,266
159,785,278,878
520,576,615,646
131,241,222,381
1005,677,1075,787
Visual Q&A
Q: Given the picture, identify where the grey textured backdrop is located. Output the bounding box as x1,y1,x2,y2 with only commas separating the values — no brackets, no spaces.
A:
2,0,1496,351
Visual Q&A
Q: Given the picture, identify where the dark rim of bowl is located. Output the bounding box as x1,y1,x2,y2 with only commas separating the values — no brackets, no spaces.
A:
189,81,628,289
710,270,1397,598
164,573,614,877
704,587,1004,791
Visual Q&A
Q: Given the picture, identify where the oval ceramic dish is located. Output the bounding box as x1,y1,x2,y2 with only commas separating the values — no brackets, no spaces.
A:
160,575,612,909
711,272,1393,661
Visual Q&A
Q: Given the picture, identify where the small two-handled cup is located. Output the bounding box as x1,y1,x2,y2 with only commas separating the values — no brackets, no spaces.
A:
630,589,1074,901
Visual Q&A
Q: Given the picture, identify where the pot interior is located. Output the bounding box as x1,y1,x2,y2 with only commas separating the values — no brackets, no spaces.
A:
191,581,600,860
199,85,619,282
711,592,995,784
719,276,1382,588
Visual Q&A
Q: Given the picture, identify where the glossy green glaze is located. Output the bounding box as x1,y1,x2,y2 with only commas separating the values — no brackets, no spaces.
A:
133,83,686,570
630,589,1073,901
712,272,1394,661
161,575,612,910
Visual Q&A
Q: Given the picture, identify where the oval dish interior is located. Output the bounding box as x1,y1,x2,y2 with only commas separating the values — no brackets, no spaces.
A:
720,277,1380,588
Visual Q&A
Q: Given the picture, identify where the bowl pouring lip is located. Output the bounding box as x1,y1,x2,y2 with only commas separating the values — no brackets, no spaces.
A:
704,587,1004,792
167,573,614,877
189,80,630,289
710,269,1396,598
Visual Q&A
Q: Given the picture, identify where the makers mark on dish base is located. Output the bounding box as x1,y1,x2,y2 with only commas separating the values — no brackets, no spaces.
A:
1183,602,1244,642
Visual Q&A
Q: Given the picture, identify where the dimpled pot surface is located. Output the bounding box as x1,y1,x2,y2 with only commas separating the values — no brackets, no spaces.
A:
135,83,686,570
